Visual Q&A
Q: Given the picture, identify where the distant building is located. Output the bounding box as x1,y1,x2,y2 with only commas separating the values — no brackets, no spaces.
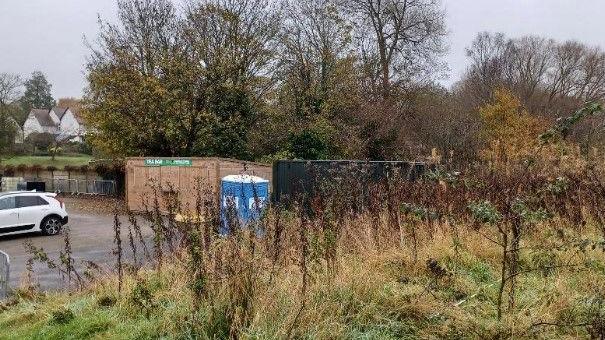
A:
22,107,87,142
23,108,59,136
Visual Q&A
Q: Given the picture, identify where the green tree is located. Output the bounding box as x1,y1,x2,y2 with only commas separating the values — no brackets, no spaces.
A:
287,129,330,160
253,0,361,160
85,0,279,159
21,71,55,112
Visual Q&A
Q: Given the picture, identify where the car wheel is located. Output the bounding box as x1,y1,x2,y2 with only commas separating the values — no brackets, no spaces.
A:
41,216,62,236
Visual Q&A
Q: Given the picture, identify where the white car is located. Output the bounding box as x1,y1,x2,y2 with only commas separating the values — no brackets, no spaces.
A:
0,191,68,236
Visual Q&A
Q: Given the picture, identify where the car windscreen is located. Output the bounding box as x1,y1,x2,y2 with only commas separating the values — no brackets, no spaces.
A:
0,197,16,210
16,196,49,208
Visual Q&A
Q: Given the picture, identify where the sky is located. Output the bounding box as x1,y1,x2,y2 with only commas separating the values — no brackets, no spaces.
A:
1,0,604,99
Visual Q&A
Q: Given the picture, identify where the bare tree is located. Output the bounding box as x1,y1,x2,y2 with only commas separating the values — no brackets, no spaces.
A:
0,73,22,106
344,0,447,98
184,0,281,92
458,32,605,154
578,46,605,102
0,73,21,158
510,36,553,108
462,32,605,117
90,0,180,76
278,0,356,116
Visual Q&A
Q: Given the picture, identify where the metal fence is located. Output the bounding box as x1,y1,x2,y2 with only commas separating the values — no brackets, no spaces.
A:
36,178,117,196
0,251,9,300
272,160,430,203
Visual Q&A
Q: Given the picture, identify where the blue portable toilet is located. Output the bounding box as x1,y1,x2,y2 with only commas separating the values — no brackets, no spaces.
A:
220,174,269,234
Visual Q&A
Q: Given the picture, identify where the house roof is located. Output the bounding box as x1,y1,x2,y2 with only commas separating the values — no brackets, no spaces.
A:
31,109,57,127
50,107,69,120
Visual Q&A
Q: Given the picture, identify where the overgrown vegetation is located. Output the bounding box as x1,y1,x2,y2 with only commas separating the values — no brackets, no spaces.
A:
2,0,605,338
3,136,605,338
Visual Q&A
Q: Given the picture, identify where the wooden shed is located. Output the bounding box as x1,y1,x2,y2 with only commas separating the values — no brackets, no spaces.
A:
125,157,272,212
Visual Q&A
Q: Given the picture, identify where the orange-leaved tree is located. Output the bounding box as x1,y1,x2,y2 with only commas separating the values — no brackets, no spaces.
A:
479,88,545,164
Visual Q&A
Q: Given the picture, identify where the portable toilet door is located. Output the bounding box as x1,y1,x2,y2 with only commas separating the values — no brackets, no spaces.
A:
220,174,269,234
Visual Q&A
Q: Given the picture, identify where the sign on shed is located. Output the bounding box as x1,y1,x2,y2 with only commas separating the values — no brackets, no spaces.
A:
144,159,193,167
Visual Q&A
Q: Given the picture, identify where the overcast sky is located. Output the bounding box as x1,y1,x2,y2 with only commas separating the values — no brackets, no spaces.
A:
1,0,604,99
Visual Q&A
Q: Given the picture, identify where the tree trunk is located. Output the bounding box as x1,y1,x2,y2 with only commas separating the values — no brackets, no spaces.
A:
508,219,522,311
378,37,391,98
497,231,508,320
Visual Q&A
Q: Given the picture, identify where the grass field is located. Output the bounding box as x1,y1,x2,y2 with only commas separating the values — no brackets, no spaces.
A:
1,155,93,167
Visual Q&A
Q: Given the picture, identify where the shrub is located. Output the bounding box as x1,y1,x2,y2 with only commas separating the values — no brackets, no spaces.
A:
29,164,43,174
111,161,125,174
2,165,15,176
63,165,77,173
26,132,55,151
287,129,331,160
94,164,109,176
97,295,116,308
15,164,28,174
50,307,75,325
468,200,502,225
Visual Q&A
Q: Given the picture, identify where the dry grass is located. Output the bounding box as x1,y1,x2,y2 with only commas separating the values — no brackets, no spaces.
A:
2,166,605,339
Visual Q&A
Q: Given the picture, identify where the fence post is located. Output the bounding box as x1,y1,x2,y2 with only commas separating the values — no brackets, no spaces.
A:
0,251,10,300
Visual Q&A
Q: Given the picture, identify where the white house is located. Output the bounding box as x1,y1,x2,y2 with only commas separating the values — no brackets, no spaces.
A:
23,108,59,136
56,108,87,142
22,107,87,142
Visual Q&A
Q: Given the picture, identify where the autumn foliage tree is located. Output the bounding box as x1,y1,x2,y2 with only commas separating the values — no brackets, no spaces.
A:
85,0,279,159
479,88,545,164
84,0,450,161
82,0,605,162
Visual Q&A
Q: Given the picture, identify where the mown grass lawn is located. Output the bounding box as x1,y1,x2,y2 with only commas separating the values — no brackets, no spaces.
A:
1,155,93,167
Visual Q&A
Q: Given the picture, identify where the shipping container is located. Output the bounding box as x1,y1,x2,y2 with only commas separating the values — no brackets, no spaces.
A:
272,160,429,204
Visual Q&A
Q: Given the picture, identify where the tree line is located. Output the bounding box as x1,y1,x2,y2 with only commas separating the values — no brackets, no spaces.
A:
85,0,448,161
5,0,605,164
